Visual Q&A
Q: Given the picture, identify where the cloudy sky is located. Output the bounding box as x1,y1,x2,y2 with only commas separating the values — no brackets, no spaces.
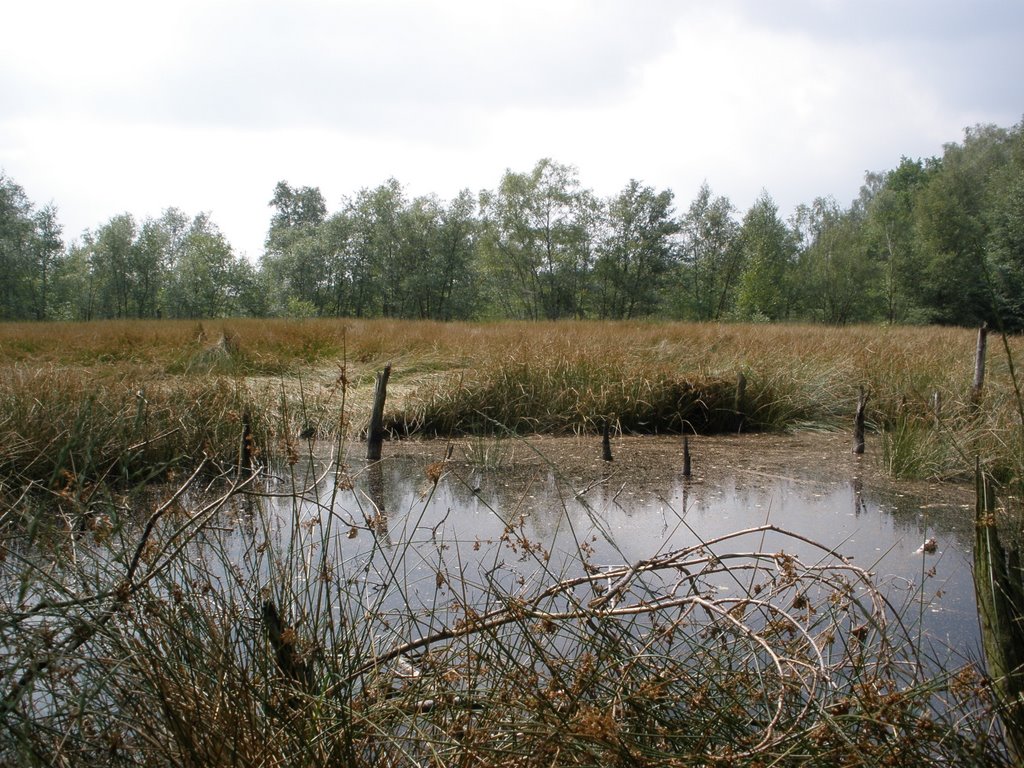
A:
2,0,1022,258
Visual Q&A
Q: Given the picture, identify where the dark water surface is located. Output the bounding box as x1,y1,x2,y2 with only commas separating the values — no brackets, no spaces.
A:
260,431,979,659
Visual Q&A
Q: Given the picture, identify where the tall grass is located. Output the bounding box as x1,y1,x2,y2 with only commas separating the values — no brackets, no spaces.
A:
0,365,266,490
2,317,1022,480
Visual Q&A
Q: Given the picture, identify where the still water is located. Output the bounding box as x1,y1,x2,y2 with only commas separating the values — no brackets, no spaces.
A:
254,431,979,658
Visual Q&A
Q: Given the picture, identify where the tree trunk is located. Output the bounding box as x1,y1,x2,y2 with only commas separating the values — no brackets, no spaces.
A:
853,387,867,455
367,364,391,461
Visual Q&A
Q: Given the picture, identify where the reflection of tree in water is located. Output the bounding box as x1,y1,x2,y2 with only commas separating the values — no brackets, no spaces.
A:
362,460,392,548
851,475,867,517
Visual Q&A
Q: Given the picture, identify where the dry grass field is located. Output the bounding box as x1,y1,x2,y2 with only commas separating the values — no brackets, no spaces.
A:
1,318,1018,485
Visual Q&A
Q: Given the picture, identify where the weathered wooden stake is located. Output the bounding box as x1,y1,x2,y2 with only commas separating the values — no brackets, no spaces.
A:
682,434,692,478
367,363,391,461
853,387,867,455
263,600,312,689
971,322,988,407
238,410,253,479
973,460,1024,762
932,390,942,428
602,420,613,462
734,371,747,432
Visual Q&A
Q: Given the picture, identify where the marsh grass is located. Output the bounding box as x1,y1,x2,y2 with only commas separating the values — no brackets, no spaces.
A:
462,433,515,470
5,319,1024,488
391,356,742,436
0,365,269,494
1,319,1022,765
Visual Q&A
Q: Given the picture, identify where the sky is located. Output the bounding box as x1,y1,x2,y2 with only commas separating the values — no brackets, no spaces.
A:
2,0,1022,259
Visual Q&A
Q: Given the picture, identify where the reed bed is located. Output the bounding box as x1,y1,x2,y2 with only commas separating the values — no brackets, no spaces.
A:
3,318,1020,485
0,365,267,491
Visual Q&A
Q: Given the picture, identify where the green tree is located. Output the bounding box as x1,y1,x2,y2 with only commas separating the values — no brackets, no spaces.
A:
983,121,1024,329
319,209,356,316
230,257,271,317
0,173,37,319
53,239,93,320
593,180,680,319
262,181,331,315
479,159,597,320
432,189,481,320
791,197,880,324
28,204,64,321
89,214,137,318
913,125,1012,325
735,192,797,321
131,215,173,318
676,183,741,320
348,179,406,317
0,173,64,320
164,213,243,318
396,191,480,320
861,158,936,323
268,181,327,233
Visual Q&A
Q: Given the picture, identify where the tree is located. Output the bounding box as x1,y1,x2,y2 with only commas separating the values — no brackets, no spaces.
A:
268,181,327,234
89,214,137,318
262,181,331,315
53,239,93,320
306,209,354,316
791,197,880,324
735,192,797,321
479,159,596,320
228,257,271,317
28,205,63,320
0,173,64,320
164,213,243,318
861,158,936,323
0,173,36,320
131,215,172,318
912,125,1011,325
593,180,680,319
984,121,1024,329
396,192,481,320
347,179,406,317
676,183,741,320
432,189,481,320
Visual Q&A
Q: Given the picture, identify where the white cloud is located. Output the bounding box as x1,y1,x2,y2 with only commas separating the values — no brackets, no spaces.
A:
1,0,1021,259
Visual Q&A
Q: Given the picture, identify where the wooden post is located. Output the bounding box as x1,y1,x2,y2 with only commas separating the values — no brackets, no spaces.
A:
367,363,391,461
238,410,253,479
682,434,692,478
932,390,942,428
973,460,1024,761
262,600,312,690
971,323,988,407
602,420,613,462
853,387,867,455
734,371,747,432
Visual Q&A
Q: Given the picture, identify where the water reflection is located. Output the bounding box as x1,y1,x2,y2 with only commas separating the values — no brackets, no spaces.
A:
259,435,979,658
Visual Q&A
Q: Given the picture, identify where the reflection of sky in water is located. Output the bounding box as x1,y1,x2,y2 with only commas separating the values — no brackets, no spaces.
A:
590,474,976,657
259,449,980,660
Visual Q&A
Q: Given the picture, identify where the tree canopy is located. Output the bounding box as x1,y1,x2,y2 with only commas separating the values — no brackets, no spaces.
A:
3,119,1023,326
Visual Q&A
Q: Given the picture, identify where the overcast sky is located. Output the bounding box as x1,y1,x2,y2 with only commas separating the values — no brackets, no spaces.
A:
2,0,1022,259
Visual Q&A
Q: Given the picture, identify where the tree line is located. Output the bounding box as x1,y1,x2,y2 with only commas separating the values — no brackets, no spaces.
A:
2,119,1022,327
